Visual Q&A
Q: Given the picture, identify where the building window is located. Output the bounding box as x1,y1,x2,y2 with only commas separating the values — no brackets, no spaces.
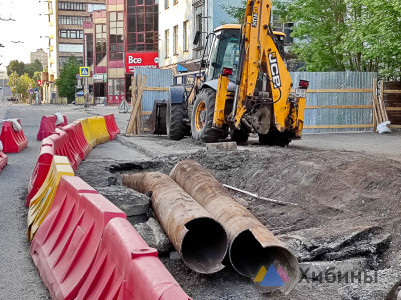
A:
86,33,93,66
183,21,189,52
59,29,83,39
59,16,87,25
58,44,83,52
165,0,169,9
127,0,158,52
165,29,169,58
88,4,106,12
109,12,124,60
196,14,203,47
95,24,107,65
58,2,85,11
173,25,178,55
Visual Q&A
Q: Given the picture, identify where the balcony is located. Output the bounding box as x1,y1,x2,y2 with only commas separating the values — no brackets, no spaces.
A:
192,0,205,8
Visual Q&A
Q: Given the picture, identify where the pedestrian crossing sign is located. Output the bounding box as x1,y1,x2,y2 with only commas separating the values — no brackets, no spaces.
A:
80,66,90,77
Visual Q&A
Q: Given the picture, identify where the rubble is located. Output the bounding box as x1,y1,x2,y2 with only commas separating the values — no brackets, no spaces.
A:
134,218,173,254
96,185,150,216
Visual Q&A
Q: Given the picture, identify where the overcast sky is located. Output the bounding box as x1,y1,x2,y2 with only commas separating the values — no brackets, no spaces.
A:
0,0,48,71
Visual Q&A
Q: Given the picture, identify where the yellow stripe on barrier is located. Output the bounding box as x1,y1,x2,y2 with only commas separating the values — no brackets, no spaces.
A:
77,118,97,150
27,156,74,241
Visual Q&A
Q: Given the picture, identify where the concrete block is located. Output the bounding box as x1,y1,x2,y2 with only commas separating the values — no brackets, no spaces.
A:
206,142,237,152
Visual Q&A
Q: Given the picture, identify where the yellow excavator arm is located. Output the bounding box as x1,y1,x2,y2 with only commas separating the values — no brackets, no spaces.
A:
230,0,306,139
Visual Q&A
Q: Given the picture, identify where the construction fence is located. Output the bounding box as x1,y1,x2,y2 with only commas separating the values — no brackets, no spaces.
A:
129,70,401,134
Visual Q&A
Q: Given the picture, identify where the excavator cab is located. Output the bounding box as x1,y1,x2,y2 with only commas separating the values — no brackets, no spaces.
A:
205,26,241,82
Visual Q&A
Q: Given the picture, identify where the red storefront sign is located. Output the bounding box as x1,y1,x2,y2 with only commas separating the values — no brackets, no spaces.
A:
125,52,159,73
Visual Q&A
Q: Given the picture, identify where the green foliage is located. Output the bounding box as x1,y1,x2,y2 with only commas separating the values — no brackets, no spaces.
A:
55,56,80,101
273,0,401,79
24,59,43,78
33,72,42,87
16,73,34,100
220,1,247,24
7,72,19,98
6,59,43,78
7,60,25,76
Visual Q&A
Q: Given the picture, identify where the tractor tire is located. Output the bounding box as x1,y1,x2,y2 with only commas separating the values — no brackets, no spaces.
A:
230,127,249,143
167,102,187,140
258,131,290,147
191,88,225,142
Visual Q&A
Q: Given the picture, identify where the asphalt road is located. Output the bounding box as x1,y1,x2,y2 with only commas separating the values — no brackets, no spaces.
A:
0,102,91,299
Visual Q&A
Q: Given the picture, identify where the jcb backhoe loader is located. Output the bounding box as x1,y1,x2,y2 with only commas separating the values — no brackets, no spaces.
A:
165,0,309,146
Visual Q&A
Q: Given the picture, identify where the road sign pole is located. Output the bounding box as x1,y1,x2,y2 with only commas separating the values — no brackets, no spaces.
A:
83,33,89,109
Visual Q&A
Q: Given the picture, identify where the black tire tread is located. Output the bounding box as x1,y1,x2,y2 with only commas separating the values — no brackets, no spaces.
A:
191,88,225,143
168,103,187,140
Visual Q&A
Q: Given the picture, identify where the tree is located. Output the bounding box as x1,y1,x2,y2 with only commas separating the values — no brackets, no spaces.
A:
220,1,247,24
7,60,25,76
16,73,34,101
273,0,401,79
55,56,80,101
24,59,43,78
33,71,41,87
7,71,19,99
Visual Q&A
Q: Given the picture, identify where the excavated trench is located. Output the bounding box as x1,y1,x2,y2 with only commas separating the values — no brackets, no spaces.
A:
75,145,401,299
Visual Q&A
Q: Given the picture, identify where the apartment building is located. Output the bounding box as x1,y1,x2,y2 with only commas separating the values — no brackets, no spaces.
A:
30,48,48,68
158,0,242,70
82,0,159,104
44,0,105,103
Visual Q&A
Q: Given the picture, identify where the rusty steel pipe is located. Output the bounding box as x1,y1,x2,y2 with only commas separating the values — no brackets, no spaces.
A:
122,172,228,274
170,160,300,295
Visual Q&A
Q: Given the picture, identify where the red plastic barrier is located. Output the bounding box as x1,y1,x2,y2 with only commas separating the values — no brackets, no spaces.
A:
0,119,28,153
37,114,68,141
59,122,90,160
77,217,191,300
30,176,126,300
26,140,55,206
71,121,91,159
103,114,120,140
0,151,7,171
48,131,81,171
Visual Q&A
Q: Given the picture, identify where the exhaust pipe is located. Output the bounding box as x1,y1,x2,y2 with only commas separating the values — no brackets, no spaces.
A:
122,172,228,274
170,160,299,294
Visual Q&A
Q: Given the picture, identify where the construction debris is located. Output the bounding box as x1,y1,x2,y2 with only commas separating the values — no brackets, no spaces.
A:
223,184,299,206
134,218,173,254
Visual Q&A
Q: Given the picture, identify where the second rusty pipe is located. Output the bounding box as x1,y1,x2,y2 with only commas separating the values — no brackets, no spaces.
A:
170,160,300,295
122,172,228,274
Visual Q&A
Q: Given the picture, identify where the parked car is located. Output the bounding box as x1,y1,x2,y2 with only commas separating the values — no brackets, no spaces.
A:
7,97,17,102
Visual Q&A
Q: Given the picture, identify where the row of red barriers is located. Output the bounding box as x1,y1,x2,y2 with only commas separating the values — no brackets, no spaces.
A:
0,119,28,153
37,114,68,141
59,122,90,160
104,114,120,140
31,176,190,300
26,118,95,206
47,130,82,171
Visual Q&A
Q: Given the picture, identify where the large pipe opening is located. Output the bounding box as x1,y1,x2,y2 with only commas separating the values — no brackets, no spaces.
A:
230,230,299,294
181,217,228,274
